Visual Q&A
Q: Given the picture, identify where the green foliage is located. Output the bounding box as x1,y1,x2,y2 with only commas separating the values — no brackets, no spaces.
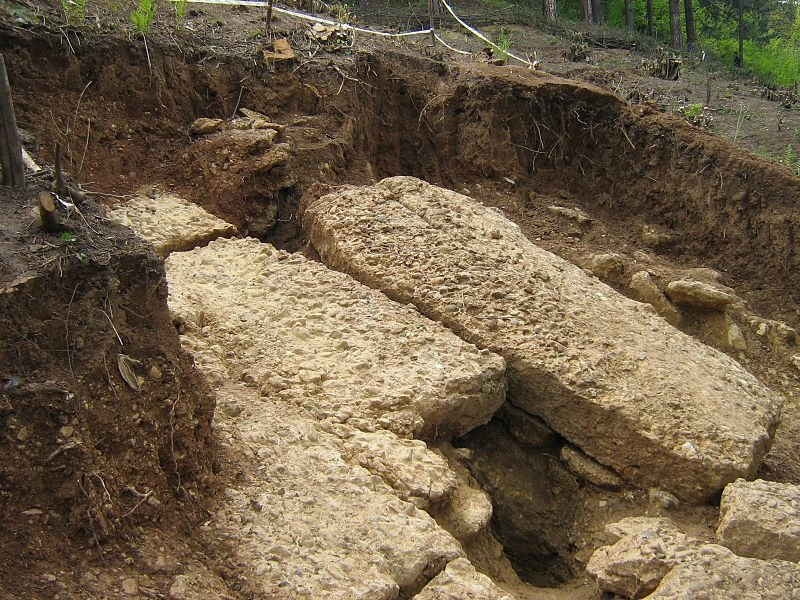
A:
131,0,157,33
334,2,352,24
550,0,800,87
682,102,704,118
174,0,188,23
61,0,86,24
495,28,513,60
783,144,800,176
60,232,77,244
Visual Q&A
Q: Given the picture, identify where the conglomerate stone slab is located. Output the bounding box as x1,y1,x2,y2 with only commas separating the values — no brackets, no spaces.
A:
108,192,237,256
303,176,783,502
167,239,505,439
165,236,506,441
644,549,800,600
415,558,515,600
207,383,464,599
716,478,800,562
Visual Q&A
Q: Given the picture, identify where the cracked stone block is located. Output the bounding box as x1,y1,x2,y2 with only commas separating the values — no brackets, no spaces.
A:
644,549,800,600
587,517,706,598
166,237,505,441
716,478,800,562
304,176,783,502
108,192,237,256
207,384,463,599
416,558,515,600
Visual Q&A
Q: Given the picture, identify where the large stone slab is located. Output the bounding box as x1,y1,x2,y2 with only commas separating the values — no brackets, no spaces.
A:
207,383,464,599
644,550,800,600
108,191,237,256
716,478,800,562
303,176,783,502
165,236,511,597
165,237,505,441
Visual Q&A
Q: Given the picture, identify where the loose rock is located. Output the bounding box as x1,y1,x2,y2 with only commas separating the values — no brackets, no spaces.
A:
547,205,593,225
665,279,739,311
628,271,681,326
716,478,800,562
560,444,623,490
189,118,225,136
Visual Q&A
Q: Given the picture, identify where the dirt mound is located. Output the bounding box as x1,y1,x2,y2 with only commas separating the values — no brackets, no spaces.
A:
0,177,216,596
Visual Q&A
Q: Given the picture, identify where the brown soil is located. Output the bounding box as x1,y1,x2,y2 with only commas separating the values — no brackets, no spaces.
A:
1,2,799,596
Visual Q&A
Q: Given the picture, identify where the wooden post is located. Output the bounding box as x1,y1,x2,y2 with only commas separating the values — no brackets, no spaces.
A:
0,54,25,189
265,0,274,36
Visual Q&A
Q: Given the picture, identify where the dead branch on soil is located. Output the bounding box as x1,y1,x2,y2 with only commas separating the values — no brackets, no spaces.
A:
120,486,152,518
169,386,186,497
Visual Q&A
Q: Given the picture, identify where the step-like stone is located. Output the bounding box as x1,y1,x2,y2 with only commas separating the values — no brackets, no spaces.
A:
644,550,800,600
165,236,509,595
416,558,515,599
303,176,783,502
716,478,800,562
166,237,506,441
207,383,464,599
108,191,237,256
590,516,800,600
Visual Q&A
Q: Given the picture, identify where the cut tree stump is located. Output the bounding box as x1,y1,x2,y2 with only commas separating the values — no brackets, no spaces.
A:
0,54,25,189
38,192,60,232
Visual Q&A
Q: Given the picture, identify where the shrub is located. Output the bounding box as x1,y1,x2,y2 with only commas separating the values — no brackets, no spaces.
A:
131,0,157,34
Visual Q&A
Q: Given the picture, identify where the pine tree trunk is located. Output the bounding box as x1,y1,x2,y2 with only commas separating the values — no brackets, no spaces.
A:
669,0,682,49
591,0,604,25
647,0,654,36
625,0,634,31
737,0,744,66
545,0,557,21
684,0,696,48
0,54,25,189
581,0,593,24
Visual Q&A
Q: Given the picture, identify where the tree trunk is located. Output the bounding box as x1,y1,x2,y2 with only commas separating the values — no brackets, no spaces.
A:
647,0,654,36
0,54,25,189
581,0,593,24
591,0,604,25
545,0,557,21
737,0,744,66
684,0,696,48
669,0,682,49
625,0,634,31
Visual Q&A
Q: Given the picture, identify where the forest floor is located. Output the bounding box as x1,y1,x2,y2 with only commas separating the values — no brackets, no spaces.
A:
1,0,799,598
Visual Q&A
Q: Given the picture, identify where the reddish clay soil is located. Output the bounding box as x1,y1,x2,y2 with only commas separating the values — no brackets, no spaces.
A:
1,2,799,597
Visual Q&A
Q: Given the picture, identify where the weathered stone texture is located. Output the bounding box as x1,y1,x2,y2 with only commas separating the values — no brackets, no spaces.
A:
108,193,237,256
304,176,783,502
716,478,800,562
